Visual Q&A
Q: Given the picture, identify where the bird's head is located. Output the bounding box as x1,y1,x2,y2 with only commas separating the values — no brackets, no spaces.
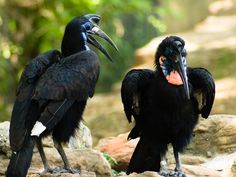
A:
61,14,118,60
155,36,190,99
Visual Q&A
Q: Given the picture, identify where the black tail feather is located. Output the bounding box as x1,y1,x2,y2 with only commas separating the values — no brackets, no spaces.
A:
127,137,167,174
6,137,36,177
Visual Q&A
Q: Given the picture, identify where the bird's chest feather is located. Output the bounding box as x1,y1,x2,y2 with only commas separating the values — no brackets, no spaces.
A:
147,77,189,108
143,79,197,135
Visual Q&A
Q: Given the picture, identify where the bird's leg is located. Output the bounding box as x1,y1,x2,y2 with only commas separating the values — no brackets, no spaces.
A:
174,150,181,172
36,138,53,174
171,148,186,177
53,138,80,174
53,139,70,169
159,154,169,177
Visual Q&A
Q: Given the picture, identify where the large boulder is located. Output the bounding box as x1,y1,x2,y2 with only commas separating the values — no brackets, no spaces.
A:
187,114,236,155
28,148,112,177
97,114,236,177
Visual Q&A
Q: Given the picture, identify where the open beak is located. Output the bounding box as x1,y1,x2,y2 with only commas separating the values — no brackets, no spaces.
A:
173,53,190,99
84,14,118,61
87,35,113,61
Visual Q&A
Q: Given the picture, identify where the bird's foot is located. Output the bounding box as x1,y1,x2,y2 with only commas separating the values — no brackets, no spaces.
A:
65,167,80,174
159,170,169,177
159,166,169,176
159,159,169,177
39,167,54,175
40,167,80,174
168,170,186,177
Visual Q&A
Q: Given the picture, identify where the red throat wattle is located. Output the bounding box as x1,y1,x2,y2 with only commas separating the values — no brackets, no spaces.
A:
159,56,183,86
166,71,183,85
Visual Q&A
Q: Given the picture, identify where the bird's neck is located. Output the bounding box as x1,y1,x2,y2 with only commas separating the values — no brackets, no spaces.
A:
81,32,90,51
61,32,90,57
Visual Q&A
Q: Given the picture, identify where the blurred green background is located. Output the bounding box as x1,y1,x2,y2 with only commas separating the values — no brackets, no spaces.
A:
1,0,236,144
0,0,212,121
0,0,162,120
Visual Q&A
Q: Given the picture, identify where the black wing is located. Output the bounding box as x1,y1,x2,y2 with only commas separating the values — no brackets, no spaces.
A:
33,50,100,101
121,69,154,121
10,50,61,151
188,67,215,118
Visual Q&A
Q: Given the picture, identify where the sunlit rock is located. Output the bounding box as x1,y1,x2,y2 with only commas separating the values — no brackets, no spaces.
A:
0,121,11,157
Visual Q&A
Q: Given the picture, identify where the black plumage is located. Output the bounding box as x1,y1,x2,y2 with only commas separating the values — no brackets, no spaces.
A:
6,14,117,177
121,36,215,176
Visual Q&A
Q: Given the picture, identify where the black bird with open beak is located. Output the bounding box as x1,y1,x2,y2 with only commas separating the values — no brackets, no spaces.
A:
6,14,117,177
61,14,117,60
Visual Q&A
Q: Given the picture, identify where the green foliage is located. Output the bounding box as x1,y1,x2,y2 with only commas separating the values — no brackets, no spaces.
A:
103,152,118,166
112,169,122,176
0,0,163,121
102,152,123,176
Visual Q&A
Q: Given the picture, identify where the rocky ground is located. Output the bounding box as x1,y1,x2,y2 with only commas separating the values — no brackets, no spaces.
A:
96,115,236,177
1,1,236,177
2,115,236,177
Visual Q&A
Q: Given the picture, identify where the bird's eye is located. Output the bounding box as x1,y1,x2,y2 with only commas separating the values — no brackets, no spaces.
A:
82,22,92,30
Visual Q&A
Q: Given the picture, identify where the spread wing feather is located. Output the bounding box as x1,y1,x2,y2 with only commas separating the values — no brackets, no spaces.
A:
121,69,155,123
188,67,215,118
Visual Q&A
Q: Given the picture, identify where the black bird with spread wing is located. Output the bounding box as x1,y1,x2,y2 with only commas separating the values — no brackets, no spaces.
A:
6,14,117,177
121,36,215,176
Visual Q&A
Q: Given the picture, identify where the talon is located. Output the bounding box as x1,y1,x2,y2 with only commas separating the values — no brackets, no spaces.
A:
168,170,186,177
50,167,67,173
39,167,80,174
39,167,54,175
159,171,169,177
65,167,80,174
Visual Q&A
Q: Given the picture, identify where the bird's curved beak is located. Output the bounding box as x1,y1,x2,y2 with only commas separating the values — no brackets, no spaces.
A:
84,14,118,61
173,52,190,99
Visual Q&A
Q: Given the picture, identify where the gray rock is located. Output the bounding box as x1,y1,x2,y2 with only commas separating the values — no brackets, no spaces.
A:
42,122,93,149
0,121,11,157
118,171,161,177
202,151,236,177
69,122,93,149
187,114,236,155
